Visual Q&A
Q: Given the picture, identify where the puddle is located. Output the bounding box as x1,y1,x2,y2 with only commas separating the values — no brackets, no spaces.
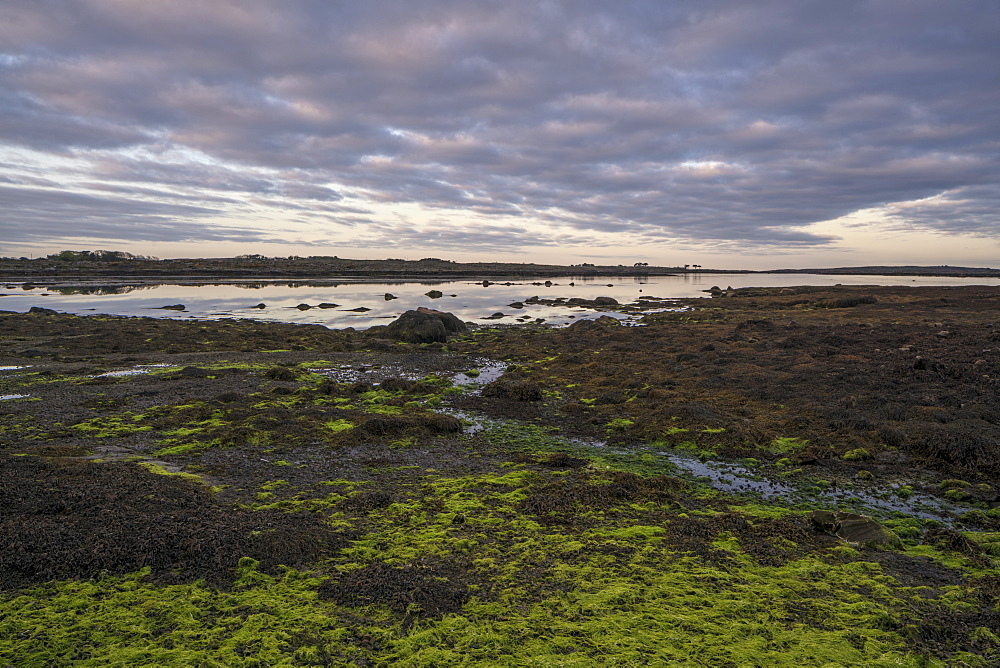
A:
662,453,959,522
312,365,426,384
308,358,509,388
0,365,31,371
94,364,175,378
452,359,509,387
0,394,31,400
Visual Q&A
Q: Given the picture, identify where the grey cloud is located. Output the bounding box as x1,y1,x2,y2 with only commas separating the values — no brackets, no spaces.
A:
0,0,997,252
883,185,1000,237
0,184,264,244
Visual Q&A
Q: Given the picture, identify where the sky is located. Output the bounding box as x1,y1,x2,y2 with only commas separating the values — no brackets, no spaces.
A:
1,0,998,269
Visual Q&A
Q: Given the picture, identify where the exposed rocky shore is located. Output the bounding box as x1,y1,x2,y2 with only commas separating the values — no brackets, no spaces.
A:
1,284,998,665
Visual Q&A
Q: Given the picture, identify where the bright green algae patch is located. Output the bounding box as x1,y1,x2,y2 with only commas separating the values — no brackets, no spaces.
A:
0,557,944,667
3,466,996,666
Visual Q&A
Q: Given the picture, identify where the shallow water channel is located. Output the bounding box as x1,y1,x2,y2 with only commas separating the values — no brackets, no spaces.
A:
443,405,962,524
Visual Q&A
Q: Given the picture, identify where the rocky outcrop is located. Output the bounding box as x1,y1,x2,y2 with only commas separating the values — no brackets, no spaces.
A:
377,307,467,343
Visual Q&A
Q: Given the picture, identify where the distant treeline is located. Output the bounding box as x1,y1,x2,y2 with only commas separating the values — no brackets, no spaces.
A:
44,250,160,262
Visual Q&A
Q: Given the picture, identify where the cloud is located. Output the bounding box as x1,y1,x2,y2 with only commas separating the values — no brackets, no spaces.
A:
0,184,262,243
0,0,997,258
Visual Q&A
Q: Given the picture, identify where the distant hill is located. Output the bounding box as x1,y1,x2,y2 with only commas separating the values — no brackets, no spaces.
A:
768,265,1000,277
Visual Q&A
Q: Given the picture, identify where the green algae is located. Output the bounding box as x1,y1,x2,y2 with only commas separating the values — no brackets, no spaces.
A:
325,419,354,433
70,413,152,438
3,460,989,666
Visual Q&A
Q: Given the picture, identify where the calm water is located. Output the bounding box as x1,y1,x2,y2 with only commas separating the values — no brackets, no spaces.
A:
2,274,998,329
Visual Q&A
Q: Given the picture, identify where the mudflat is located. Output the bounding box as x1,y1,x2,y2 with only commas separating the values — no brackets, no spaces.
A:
2,284,998,666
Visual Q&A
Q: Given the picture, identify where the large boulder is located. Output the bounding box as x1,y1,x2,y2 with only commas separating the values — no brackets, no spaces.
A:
380,307,467,344
808,510,902,549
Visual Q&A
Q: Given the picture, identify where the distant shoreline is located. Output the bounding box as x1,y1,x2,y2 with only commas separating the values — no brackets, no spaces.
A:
1,256,997,280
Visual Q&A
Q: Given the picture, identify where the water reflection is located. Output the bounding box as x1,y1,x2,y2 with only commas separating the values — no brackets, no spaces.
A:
51,284,154,296
1,273,998,330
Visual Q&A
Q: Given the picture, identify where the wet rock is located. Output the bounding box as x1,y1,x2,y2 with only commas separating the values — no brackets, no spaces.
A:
296,304,312,310
384,293,397,300
318,303,340,309
156,304,186,311
264,366,299,381
815,296,878,308
808,510,902,548
378,307,467,343
168,366,210,379
253,303,266,309
379,377,414,392
360,416,409,435
924,526,987,563
509,302,524,309
27,307,58,315
593,296,619,306
344,307,372,312
425,290,444,299
593,315,621,326
481,377,543,401
418,413,463,434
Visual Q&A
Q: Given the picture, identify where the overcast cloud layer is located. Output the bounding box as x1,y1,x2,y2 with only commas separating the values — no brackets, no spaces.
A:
1,1,998,265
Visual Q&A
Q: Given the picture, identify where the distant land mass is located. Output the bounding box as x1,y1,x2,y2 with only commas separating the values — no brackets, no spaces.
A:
0,253,997,279
771,265,1000,277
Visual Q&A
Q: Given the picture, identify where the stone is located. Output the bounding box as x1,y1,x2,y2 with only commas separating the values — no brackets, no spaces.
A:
379,307,467,343
808,510,902,548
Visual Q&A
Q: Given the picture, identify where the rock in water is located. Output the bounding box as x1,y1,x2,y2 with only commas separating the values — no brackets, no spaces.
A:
380,307,467,343
808,510,902,549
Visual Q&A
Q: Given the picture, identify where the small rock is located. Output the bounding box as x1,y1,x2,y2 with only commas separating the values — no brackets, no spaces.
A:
384,293,397,300
157,304,186,311
425,290,444,299
296,304,312,310
318,303,340,309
